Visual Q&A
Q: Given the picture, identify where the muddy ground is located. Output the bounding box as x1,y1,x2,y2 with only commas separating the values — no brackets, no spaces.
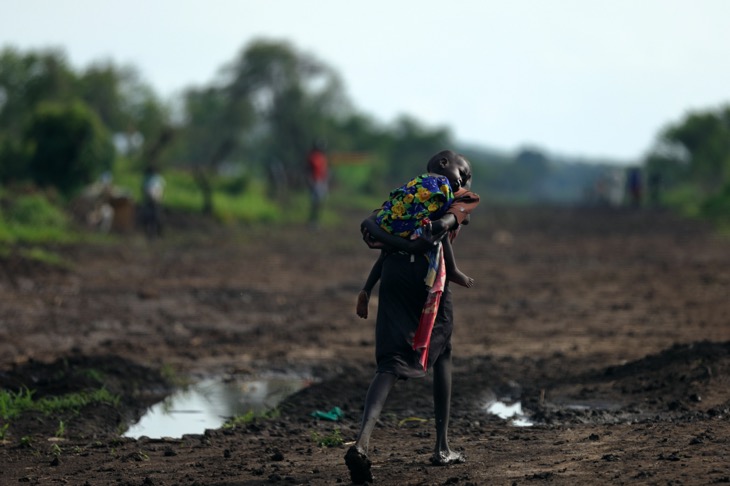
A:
1,206,729,485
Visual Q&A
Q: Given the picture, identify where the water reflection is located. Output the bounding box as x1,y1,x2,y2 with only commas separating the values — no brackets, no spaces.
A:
125,374,312,439
483,400,534,427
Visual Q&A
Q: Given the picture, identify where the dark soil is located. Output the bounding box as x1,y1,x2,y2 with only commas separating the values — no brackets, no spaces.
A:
1,206,729,485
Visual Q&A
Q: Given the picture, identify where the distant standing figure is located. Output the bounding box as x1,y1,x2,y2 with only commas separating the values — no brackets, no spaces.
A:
141,166,165,239
306,142,329,227
626,167,642,209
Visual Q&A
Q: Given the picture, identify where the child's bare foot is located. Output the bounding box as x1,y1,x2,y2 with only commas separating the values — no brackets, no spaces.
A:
356,290,370,318
448,270,474,288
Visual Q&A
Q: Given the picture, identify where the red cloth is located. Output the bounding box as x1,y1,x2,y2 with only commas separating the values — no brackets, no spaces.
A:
307,149,328,182
412,245,446,370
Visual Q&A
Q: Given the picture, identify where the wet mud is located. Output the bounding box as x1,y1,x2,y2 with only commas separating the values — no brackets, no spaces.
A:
1,206,729,485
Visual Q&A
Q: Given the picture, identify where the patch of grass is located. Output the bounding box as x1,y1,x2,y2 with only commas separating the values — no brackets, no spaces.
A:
0,388,35,420
34,388,120,414
81,368,106,384
0,387,119,421
18,246,71,268
0,193,77,244
222,408,281,429
55,420,66,438
311,428,344,448
159,364,188,388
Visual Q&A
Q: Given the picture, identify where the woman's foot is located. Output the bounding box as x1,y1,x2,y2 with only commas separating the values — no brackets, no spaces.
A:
430,449,466,466
345,446,374,484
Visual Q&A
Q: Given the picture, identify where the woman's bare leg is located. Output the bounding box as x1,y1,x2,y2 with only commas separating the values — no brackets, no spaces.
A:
432,349,465,464
346,372,397,483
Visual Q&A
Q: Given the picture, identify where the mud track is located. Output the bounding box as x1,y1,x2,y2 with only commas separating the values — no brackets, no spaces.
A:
1,206,729,485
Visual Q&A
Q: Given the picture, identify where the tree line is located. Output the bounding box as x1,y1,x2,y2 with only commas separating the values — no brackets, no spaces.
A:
1,38,728,219
0,39,453,214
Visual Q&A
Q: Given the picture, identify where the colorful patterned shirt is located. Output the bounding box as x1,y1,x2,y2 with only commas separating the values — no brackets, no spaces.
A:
375,173,454,238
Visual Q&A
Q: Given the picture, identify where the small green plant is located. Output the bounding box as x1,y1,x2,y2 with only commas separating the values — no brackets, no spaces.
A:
311,428,344,448
159,363,188,387
33,388,119,414
222,408,280,429
0,388,35,420
55,420,66,438
19,436,32,448
82,368,106,384
50,443,62,456
0,387,119,420
0,422,10,440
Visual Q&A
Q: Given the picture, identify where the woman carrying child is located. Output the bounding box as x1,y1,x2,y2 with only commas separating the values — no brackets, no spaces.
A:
345,150,480,484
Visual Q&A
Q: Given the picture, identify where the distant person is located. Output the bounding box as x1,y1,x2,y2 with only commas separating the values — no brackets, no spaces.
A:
626,167,642,209
648,171,662,207
346,150,479,484
356,151,477,319
141,166,165,239
306,141,329,227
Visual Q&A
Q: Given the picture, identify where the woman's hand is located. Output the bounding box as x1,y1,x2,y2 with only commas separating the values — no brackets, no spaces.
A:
362,228,386,249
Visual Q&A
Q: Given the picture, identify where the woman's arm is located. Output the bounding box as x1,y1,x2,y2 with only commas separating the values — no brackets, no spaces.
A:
361,214,435,253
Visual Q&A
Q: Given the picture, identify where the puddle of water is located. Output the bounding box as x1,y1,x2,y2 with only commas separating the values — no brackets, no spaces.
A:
483,400,534,427
125,374,312,439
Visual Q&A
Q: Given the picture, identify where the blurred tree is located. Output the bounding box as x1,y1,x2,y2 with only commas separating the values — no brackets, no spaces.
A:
0,47,172,191
178,85,253,214
386,115,452,185
78,62,171,162
23,101,114,196
0,47,75,138
648,106,730,193
222,39,351,184
515,147,550,197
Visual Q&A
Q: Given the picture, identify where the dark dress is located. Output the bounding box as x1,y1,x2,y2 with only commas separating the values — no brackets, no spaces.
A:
375,252,453,379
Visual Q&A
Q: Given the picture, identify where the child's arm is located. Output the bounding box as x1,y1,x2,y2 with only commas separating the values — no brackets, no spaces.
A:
363,252,384,294
357,251,385,319
442,236,474,288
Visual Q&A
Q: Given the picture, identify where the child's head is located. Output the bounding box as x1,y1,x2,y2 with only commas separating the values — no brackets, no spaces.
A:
427,150,472,191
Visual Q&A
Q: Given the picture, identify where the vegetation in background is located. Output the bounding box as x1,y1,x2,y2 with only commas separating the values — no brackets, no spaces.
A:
643,105,730,224
2,39,729,234
0,191,76,244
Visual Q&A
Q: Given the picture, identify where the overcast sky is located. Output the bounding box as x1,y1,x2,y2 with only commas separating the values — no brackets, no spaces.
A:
3,0,729,162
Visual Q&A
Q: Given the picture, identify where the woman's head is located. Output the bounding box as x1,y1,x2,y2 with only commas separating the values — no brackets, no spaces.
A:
427,150,472,191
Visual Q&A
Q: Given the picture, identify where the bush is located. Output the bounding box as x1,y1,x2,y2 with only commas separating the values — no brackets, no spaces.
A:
5,194,68,227
24,101,114,197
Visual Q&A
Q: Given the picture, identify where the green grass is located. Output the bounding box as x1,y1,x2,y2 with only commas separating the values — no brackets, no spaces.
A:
0,388,35,420
222,408,281,428
0,387,120,421
0,193,78,245
311,428,344,448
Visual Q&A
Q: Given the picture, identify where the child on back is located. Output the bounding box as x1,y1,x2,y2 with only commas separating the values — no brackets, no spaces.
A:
357,150,478,318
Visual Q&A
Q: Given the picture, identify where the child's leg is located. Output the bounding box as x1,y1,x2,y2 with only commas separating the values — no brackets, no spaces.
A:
357,252,385,319
443,237,474,288
431,349,465,464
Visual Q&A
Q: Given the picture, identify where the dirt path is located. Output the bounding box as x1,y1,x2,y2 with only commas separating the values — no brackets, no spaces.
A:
1,206,729,485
